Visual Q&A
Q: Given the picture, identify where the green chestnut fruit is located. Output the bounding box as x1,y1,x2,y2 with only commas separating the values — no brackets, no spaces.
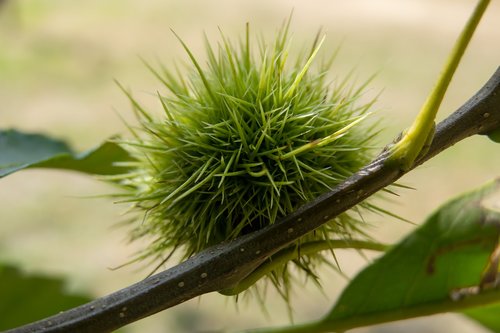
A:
113,21,381,298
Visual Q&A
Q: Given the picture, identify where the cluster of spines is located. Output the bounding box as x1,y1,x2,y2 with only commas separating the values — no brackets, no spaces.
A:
113,21,380,298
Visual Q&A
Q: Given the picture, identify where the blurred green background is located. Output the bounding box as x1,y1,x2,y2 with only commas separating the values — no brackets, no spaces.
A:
0,0,499,332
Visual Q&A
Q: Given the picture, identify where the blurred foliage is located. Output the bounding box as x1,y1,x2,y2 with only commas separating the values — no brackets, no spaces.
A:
0,262,91,331
466,304,500,333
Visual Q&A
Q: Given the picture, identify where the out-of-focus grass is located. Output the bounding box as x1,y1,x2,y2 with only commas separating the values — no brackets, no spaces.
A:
0,1,499,332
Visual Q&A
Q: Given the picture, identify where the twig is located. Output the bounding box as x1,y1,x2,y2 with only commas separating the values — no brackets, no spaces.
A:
6,67,500,333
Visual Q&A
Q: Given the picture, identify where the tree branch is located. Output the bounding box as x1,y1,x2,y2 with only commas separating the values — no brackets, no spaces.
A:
7,67,500,333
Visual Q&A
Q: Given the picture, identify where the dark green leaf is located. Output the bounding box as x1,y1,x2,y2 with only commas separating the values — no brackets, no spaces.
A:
249,180,500,332
321,180,500,330
0,129,132,178
487,128,500,143
0,263,91,330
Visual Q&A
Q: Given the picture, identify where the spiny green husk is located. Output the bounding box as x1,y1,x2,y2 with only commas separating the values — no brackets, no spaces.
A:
114,22,381,297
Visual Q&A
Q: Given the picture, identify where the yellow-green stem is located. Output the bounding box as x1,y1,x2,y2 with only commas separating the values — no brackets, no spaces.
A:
388,0,490,170
220,239,388,295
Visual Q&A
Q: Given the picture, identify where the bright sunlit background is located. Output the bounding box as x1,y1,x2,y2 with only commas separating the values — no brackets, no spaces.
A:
1,0,499,332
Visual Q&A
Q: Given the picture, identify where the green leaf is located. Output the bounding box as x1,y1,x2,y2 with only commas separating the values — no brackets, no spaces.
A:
487,128,500,143
247,180,500,333
323,179,500,322
0,263,91,330
0,129,133,178
464,303,500,332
